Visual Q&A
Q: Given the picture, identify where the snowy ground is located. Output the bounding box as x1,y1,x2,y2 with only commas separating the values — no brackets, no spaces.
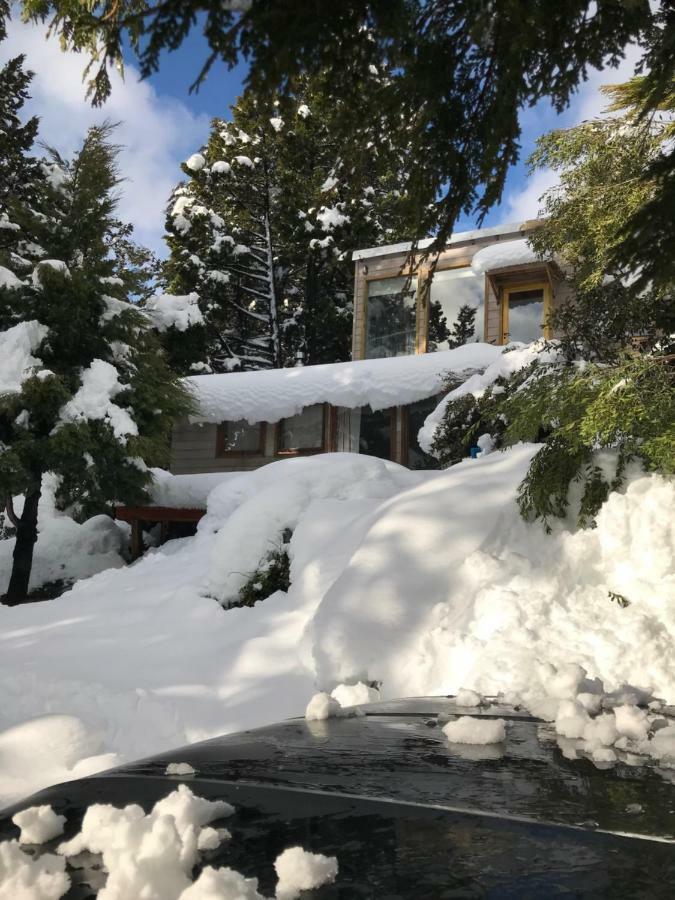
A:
0,445,674,809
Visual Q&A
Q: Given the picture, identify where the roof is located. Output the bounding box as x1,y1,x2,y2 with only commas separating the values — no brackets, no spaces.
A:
183,344,503,425
352,219,541,261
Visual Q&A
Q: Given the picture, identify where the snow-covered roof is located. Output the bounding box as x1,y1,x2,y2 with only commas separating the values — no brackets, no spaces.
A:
352,220,540,261
184,344,503,425
470,238,543,274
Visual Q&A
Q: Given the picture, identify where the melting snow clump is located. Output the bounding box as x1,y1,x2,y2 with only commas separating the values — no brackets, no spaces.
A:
274,846,339,900
442,716,506,745
331,682,380,707
12,805,66,845
166,762,196,776
455,689,482,707
305,692,341,721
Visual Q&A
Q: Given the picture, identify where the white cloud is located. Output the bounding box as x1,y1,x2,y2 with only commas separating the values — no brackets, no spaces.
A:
501,44,643,223
1,19,210,255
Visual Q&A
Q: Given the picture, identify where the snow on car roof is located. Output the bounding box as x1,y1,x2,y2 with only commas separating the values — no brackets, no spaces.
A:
183,343,503,425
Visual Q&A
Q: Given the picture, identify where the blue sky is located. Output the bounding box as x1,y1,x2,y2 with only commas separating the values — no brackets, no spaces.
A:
2,17,641,255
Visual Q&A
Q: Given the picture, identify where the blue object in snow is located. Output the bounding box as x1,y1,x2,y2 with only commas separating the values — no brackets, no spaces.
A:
470,446,480,459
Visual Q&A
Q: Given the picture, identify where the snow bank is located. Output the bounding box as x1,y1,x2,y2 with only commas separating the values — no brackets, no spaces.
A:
0,320,49,394
149,468,238,509
145,292,205,332
0,476,127,595
442,716,506,744
204,454,425,604
470,238,541,274
185,344,502,425
305,692,341,721
0,437,673,809
418,341,561,452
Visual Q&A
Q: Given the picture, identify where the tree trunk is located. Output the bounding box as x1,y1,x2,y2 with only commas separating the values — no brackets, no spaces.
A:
3,479,42,605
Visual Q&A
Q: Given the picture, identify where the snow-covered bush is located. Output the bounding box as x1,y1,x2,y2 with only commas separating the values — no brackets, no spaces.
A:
430,349,675,529
234,535,291,609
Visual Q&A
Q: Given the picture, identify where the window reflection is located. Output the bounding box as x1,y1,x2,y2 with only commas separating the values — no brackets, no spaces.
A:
358,407,392,459
428,267,484,347
406,397,441,469
278,404,324,453
505,288,545,343
218,419,262,454
365,276,417,359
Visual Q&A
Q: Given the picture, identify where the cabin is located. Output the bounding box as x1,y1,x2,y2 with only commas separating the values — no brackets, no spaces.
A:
118,218,568,553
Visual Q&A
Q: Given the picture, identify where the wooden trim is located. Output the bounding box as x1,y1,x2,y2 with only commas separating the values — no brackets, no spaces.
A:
275,403,328,456
115,505,205,523
216,421,266,457
500,280,551,345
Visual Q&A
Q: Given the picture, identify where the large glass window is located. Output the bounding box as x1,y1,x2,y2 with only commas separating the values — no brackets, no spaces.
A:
427,267,484,349
365,276,418,359
217,420,264,455
503,286,546,344
277,404,325,454
358,406,392,459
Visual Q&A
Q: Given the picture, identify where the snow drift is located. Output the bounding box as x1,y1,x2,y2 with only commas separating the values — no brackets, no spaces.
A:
0,447,673,807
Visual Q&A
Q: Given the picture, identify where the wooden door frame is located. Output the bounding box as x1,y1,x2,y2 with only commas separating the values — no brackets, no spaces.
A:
500,280,552,345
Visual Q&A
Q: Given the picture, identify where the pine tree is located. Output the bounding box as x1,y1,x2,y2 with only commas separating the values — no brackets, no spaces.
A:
447,305,476,349
0,125,190,603
160,73,412,373
0,53,41,308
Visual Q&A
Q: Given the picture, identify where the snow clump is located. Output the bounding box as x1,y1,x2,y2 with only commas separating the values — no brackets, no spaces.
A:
185,153,206,171
274,846,339,900
166,762,196,776
305,692,341,721
12,805,66,845
455,689,483,707
57,784,234,899
0,320,49,394
0,840,69,900
145,292,205,332
58,359,138,441
442,717,506,745
331,682,380,707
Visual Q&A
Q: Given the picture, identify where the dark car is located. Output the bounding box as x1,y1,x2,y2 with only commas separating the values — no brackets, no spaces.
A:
2,697,675,898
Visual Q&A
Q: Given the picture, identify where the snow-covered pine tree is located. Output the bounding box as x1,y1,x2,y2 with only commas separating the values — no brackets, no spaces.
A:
447,304,476,348
0,52,41,323
160,71,412,373
0,124,190,603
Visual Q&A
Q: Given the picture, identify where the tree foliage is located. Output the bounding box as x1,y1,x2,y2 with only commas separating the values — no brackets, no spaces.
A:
161,74,412,372
15,0,672,270
0,117,190,601
431,354,674,530
528,76,674,360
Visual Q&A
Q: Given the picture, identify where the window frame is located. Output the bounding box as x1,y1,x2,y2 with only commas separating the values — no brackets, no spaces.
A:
275,403,328,457
500,280,552,345
216,420,266,457
363,268,420,359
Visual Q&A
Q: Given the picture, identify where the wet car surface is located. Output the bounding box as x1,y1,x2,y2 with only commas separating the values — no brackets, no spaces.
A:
2,697,675,897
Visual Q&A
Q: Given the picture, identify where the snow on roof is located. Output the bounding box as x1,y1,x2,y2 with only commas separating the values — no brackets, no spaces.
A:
184,344,503,425
470,238,543,274
352,220,540,261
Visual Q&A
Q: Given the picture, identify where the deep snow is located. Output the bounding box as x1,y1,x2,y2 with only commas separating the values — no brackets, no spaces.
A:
0,446,673,810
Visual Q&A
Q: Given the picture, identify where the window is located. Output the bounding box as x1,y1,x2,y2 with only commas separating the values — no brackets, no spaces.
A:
365,276,418,359
216,420,264,456
427,267,484,349
358,406,392,460
502,283,550,344
404,396,441,469
277,404,325,454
